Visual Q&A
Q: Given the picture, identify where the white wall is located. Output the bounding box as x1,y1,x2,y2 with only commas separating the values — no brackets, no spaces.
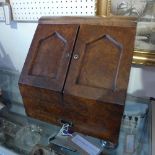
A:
0,22,37,72
0,21,155,98
128,66,155,98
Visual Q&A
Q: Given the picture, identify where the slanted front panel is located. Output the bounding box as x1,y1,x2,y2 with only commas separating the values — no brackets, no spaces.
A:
30,32,67,79
78,35,122,91
63,24,136,143
65,25,136,104
19,24,79,91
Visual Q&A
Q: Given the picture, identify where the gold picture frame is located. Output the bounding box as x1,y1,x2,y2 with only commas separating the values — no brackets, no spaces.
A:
97,0,155,66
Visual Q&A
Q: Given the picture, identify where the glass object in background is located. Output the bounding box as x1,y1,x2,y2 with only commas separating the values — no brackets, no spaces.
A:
102,96,151,155
0,41,22,105
0,68,22,106
0,117,22,153
14,125,42,152
120,99,149,155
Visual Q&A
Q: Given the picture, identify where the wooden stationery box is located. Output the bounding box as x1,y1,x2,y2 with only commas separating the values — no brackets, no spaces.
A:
19,17,136,144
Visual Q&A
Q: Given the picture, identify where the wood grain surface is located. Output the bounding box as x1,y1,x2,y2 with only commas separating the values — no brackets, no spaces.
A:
19,17,136,144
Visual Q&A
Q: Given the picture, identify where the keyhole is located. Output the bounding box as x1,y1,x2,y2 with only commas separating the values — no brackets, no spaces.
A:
73,54,79,60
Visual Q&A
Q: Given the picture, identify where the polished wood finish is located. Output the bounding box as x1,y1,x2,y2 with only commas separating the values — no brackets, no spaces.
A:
19,17,136,144
39,16,137,27
19,24,79,91
64,25,135,104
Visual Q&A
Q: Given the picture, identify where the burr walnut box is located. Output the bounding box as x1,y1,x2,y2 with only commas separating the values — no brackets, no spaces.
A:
19,17,136,144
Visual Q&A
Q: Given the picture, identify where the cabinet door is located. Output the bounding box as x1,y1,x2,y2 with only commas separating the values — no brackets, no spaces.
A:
19,24,79,91
64,25,136,104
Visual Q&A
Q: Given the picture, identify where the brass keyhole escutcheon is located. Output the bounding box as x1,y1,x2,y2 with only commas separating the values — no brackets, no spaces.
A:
73,54,79,60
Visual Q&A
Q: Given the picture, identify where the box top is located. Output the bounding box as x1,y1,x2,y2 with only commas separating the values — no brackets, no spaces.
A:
39,16,137,27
